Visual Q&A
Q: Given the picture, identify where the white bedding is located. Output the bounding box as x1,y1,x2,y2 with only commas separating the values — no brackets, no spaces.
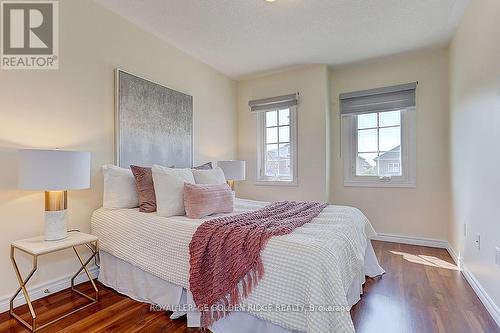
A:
91,198,383,333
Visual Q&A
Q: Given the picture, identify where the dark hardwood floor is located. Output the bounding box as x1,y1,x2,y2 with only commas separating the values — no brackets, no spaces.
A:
1,241,498,333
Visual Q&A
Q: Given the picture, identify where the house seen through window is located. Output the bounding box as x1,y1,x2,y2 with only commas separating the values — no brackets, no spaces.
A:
264,109,292,180
356,110,402,177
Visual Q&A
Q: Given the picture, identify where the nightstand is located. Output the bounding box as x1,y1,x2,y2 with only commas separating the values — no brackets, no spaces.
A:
9,232,99,332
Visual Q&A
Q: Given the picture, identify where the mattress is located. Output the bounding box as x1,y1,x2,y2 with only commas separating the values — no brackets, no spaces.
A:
91,198,383,333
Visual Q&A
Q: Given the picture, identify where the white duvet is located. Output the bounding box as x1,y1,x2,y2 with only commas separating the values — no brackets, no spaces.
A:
91,198,379,333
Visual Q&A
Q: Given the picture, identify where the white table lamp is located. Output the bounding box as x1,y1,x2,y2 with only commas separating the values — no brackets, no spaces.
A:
18,149,91,241
217,160,246,189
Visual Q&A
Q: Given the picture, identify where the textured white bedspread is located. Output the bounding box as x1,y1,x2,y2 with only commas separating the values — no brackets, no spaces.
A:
91,198,379,333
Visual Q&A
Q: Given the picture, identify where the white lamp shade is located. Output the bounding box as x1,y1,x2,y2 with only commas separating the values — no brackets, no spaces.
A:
18,149,91,191
217,160,246,181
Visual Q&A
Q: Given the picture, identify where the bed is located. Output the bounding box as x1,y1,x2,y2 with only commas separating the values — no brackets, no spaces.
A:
91,197,384,333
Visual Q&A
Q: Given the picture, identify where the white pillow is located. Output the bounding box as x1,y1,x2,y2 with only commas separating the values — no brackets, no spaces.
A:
192,167,227,185
102,164,139,209
152,165,195,217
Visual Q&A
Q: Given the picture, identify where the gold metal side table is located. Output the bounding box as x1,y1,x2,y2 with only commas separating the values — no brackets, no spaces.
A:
10,232,99,332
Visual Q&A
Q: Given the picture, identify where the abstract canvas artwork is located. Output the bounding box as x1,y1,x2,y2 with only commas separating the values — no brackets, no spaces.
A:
115,70,193,168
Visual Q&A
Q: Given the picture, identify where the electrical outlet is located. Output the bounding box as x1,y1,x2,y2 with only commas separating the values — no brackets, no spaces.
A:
44,289,50,294
475,233,481,250
496,247,500,268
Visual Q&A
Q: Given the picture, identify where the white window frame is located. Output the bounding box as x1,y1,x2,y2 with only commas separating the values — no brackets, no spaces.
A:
256,106,298,186
343,107,416,188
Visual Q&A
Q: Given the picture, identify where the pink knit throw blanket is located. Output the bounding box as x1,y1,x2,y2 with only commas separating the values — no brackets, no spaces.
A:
189,201,328,327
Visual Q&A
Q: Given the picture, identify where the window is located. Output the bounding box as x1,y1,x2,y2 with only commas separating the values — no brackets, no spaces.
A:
341,83,417,187
249,93,298,185
356,110,402,177
257,107,297,184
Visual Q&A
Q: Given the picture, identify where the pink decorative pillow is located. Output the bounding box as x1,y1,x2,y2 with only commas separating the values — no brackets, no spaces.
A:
130,165,156,213
184,183,234,219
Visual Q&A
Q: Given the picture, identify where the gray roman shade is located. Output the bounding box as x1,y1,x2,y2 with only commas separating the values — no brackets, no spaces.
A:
340,82,417,115
249,93,299,112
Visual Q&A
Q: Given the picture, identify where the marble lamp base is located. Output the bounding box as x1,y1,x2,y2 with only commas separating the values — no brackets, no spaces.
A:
44,191,68,241
44,210,68,241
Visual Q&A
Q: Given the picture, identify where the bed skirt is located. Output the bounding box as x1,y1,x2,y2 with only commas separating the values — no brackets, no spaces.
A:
98,241,384,333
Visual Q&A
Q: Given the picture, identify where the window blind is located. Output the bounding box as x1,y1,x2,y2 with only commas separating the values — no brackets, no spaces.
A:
340,82,417,115
249,93,299,112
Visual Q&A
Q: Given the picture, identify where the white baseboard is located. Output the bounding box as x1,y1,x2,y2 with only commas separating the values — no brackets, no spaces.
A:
372,233,449,248
447,245,499,327
374,233,499,329
0,266,99,314
445,244,462,268
461,263,500,328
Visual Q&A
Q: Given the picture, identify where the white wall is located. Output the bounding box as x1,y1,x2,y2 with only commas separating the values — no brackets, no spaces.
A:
236,50,450,241
449,0,500,313
236,65,330,202
0,0,236,298
330,49,451,240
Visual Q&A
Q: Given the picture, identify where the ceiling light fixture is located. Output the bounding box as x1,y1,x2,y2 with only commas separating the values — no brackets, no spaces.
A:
265,0,276,2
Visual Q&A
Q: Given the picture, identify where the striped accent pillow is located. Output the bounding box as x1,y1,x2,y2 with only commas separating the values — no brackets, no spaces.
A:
183,183,234,219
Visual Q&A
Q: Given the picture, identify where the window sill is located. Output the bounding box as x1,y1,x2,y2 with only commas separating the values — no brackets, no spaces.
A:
254,180,298,187
343,179,416,188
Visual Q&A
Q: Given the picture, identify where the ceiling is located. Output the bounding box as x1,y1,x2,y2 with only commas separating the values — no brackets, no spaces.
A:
95,0,470,79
